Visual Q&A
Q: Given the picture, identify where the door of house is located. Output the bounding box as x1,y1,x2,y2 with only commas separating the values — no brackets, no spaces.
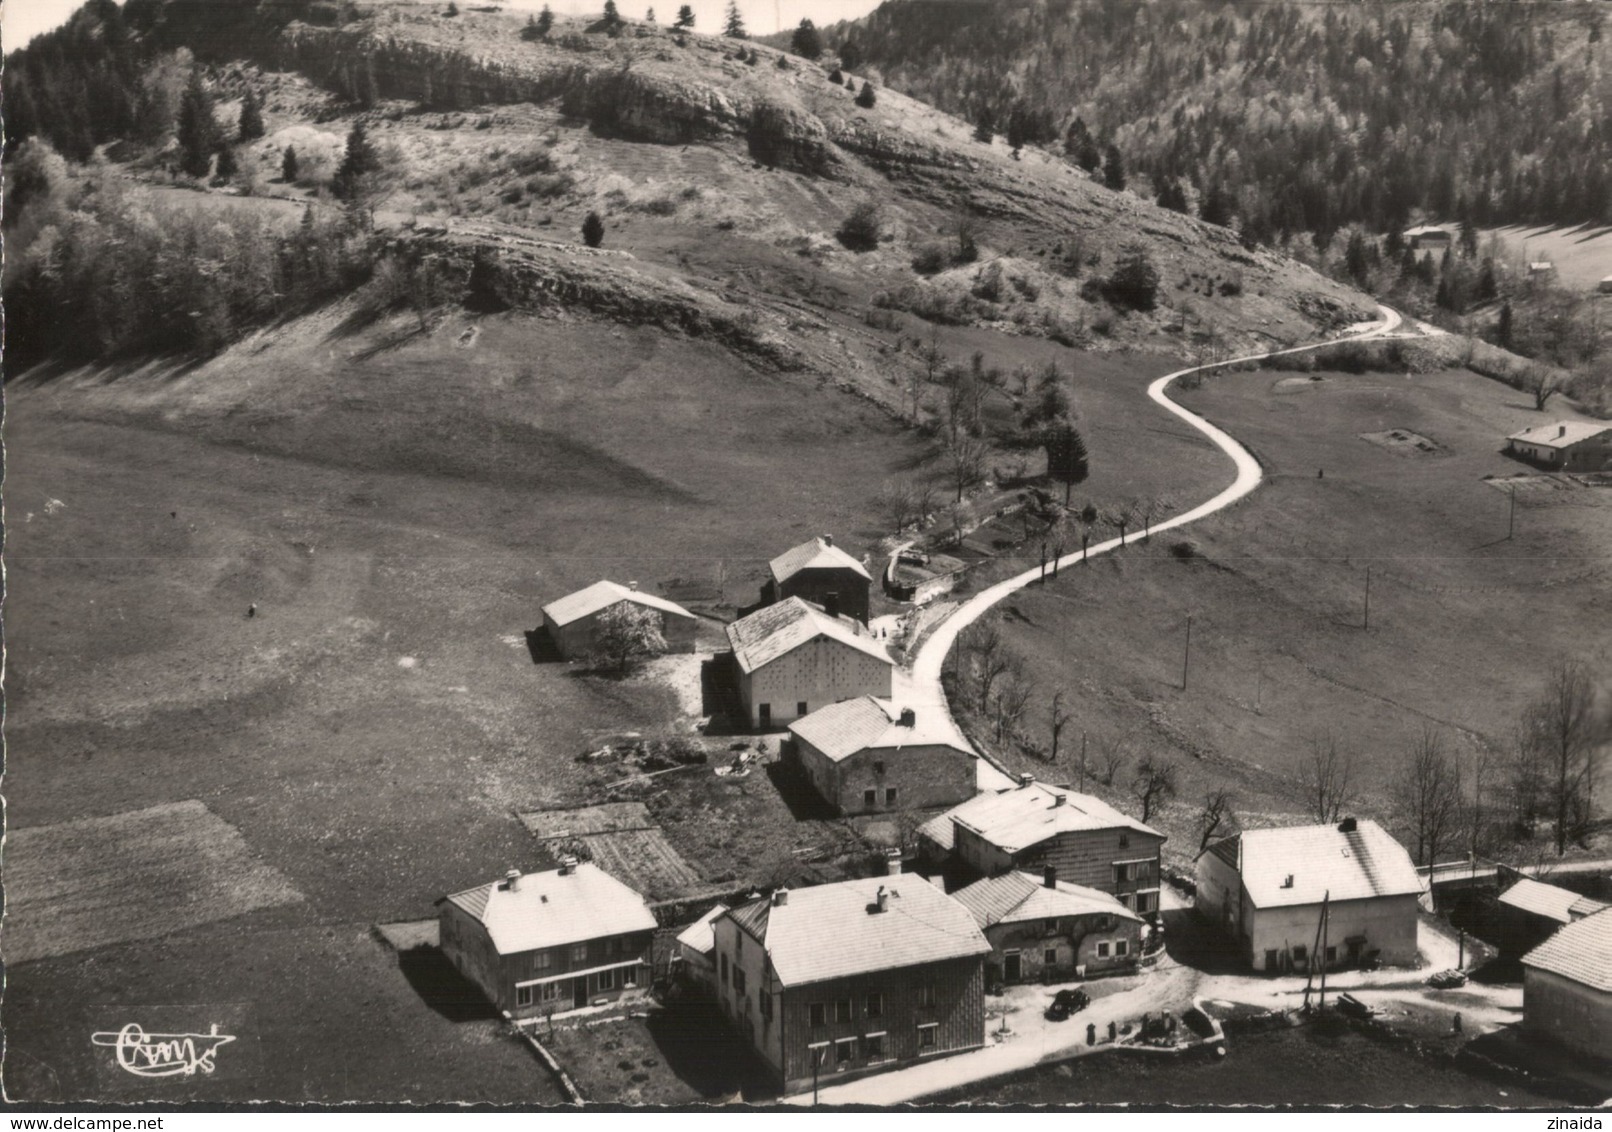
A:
1004,952,1022,982
1264,949,1279,972
574,976,589,1010
759,703,771,728
1347,939,1364,966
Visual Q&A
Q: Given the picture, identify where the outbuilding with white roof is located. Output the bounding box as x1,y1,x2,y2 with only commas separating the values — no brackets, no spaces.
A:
785,697,976,816
541,579,699,660
1505,421,1612,472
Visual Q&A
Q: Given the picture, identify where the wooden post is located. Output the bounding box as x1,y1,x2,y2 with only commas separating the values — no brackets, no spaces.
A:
1181,615,1193,691
1079,730,1088,792
1317,891,1331,1012
1508,485,1516,541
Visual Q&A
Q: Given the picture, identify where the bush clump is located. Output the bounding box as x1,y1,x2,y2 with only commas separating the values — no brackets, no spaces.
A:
836,201,881,252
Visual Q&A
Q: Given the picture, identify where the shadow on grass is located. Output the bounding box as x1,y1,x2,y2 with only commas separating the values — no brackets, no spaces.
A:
398,946,502,1023
642,999,780,1102
764,759,840,822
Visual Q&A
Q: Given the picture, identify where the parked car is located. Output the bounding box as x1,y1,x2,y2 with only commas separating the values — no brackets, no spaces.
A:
1427,969,1468,989
1046,988,1091,1020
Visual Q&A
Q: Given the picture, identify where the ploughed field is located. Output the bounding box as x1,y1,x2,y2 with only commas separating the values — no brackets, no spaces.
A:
982,363,1612,860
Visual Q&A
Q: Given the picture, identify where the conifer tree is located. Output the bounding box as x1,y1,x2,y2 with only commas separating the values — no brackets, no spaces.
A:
215,145,238,180
723,0,745,38
674,4,694,28
176,68,220,179
282,144,299,182
838,37,861,71
1102,144,1126,191
855,80,876,109
602,0,623,30
334,120,382,200
791,19,824,59
238,86,265,142
582,210,605,247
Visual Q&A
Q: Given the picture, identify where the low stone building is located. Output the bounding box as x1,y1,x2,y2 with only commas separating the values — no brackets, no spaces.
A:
785,697,976,816
437,859,658,1018
1505,421,1612,472
762,535,873,625
725,597,893,730
1195,819,1422,973
952,868,1144,985
1521,907,1612,1065
541,580,699,659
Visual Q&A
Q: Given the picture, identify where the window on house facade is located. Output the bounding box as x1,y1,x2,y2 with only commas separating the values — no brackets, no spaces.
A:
1115,939,1128,957
916,983,937,1008
1115,863,1134,883
598,967,616,992
734,968,747,994
572,944,589,963
866,1033,886,1061
834,999,853,1023
864,789,877,808
1291,945,1308,964
797,702,808,717
866,991,883,1018
873,761,885,775
720,954,730,984
533,951,552,972
1045,919,1059,933
541,982,563,1003
918,1023,938,1049
1119,833,1130,849
885,787,897,805
835,1037,856,1064
1044,948,1058,966
1097,942,1111,958
809,1003,826,1028
516,985,534,1007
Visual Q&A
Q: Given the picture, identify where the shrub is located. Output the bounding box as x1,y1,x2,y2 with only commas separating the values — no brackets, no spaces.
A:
855,81,876,109
971,262,1004,302
1169,540,1200,560
582,210,605,247
1104,245,1159,312
828,67,843,83
911,243,949,275
836,201,881,252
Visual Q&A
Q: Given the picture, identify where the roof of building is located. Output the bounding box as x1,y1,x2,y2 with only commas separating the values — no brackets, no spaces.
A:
674,903,729,957
769,536,872,585
951,871,1144,931
722,876,990,988
917,780,1163,855
1499,878,1607,924
1402,224,1450,238
542,580,696,627
1506,421,1612,449
1211,821,1423,910
725,597,892,675
441,863,657,955
787,697,972,762
1522,907,1612,992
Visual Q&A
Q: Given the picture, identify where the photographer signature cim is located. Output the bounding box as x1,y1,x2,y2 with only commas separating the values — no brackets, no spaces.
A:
91,1023,237,1078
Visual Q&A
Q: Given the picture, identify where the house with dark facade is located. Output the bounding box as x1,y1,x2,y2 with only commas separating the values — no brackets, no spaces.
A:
1496,877,1608,960
952,868,1144,985
1505,421,1612,472
762,536,873,625
1194,820,1422,973
541,580,699,659
785,697,976,816
1402,224,1452,251
1521,907,1612,1065
918,777,1166,918
725,597,893,730
437,859,658,1018
710,871,991,1095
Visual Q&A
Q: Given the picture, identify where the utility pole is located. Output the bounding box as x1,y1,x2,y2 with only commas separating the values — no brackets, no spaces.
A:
1508,485,1516,541
1363,566,1372,631
1255,667,1263,715
1317,890,1331,1013
1079,729,1088,791
1181,615,1193,691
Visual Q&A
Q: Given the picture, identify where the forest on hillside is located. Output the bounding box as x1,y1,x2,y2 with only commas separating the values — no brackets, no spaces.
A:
844,0,1612,243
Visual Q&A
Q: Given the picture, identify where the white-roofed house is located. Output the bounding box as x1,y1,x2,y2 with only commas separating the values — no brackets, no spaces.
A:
952,868,1144,984
437,859,659,1018
762,535,873,625
785,697,976,816
918,776,1167,918
1496,877,1609,959
1401,224,1451,251
711,872,991,1095
1505,421,1612,472
725,597,893,730
673,903,729,993
1521,907,1612,1065
1194,818,1423,973
540,580,699,660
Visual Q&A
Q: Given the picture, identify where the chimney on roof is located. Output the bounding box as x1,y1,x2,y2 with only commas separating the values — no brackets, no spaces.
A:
502,868,521,891
1044,865,1057,890
885,848,903,876
873,884,889,913
628,580,639,591
898,707,916,728
1052,792,1067,808
1338,817,1357,834
822,534,833,547
1559,425,1568,439
1281,874,1295,889
1018,773,1036,788
558,856,578,875
772,887,789,907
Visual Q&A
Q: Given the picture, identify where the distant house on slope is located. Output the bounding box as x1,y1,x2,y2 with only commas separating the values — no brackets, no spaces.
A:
952,868,1144,985
1496,877,1608,960
541,579,699,659
762,535,873,625
437,859,658,1018
918,776,1166,918
785,697,976,815
725,596,892,729
1505,421,1612,472
1195,819,1422,973
1598,274,1612,295
711,873,991,1094
1402,224,1452,252
1521,907,1612,1065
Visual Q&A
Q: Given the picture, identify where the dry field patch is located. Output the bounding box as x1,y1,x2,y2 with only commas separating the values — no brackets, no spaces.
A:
5,800,303,964
518,803,705,899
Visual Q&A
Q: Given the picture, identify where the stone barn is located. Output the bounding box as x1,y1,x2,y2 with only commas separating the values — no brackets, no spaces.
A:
725,597,892,730
786,697,976,816
762,535,873,625
952,868,1144,985
541,580,699,659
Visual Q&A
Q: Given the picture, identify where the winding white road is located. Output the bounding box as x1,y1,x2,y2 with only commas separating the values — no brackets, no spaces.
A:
899,305,1405,791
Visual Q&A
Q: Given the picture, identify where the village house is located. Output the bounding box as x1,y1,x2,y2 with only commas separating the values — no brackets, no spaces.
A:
1401,224,1451,252
541,580,699,659
710,868,991,1095
1194,819,1422,973
437,859,658,1018
918,777,1166,918
785,697,976,816
761,535,873,625
1599,274,1612,295
1504,421,1612,472
1521,907,1612,1065
726,597,893,730
951,868,1144,986
1495,877,1608,960
673,903,729,994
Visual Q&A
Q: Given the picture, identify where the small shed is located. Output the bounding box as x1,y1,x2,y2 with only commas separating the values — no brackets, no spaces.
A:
541,580,699,659
1496,878,1608,959
673,904,728,992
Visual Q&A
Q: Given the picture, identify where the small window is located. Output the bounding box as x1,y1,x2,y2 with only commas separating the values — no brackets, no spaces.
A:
542,982,563,1003
604,936,617,956
1136,891,1158,914
866,991,884,1019
761,994,773,1021
1291,945,1308,964
918,1023,938,1049
720,954,730,984
598,967,615,992
1115,939,1129,957
916,983,937,1008
734,968,747,994
572,944,588,963
863,789,877,808
735,935,743,958
1097,941,1111,958
797,702,808,717
1326,946,1337,964
866,1033,886,1061
533,951,552,972
885,787,898,805
835,1037,856,1064
1044,948,1058,966
834,999,853,1023
1119,833,1130,849
1045,919,1059,933
1115,863,1133,883
873,760,886,775
516,985,534,1007
809,1003,826,1028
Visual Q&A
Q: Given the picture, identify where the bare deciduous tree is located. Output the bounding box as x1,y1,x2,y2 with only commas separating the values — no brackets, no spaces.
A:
991,657,1035,743
1524,365,1564,412
1521,657,1608,856
1301,732,1357,823
1092,733,1129,787
1049,688,1072,764
1130,755,1179,823
877,479,917,533
1197,788,1236,851
1393,726,1462,866
945,432,988,502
